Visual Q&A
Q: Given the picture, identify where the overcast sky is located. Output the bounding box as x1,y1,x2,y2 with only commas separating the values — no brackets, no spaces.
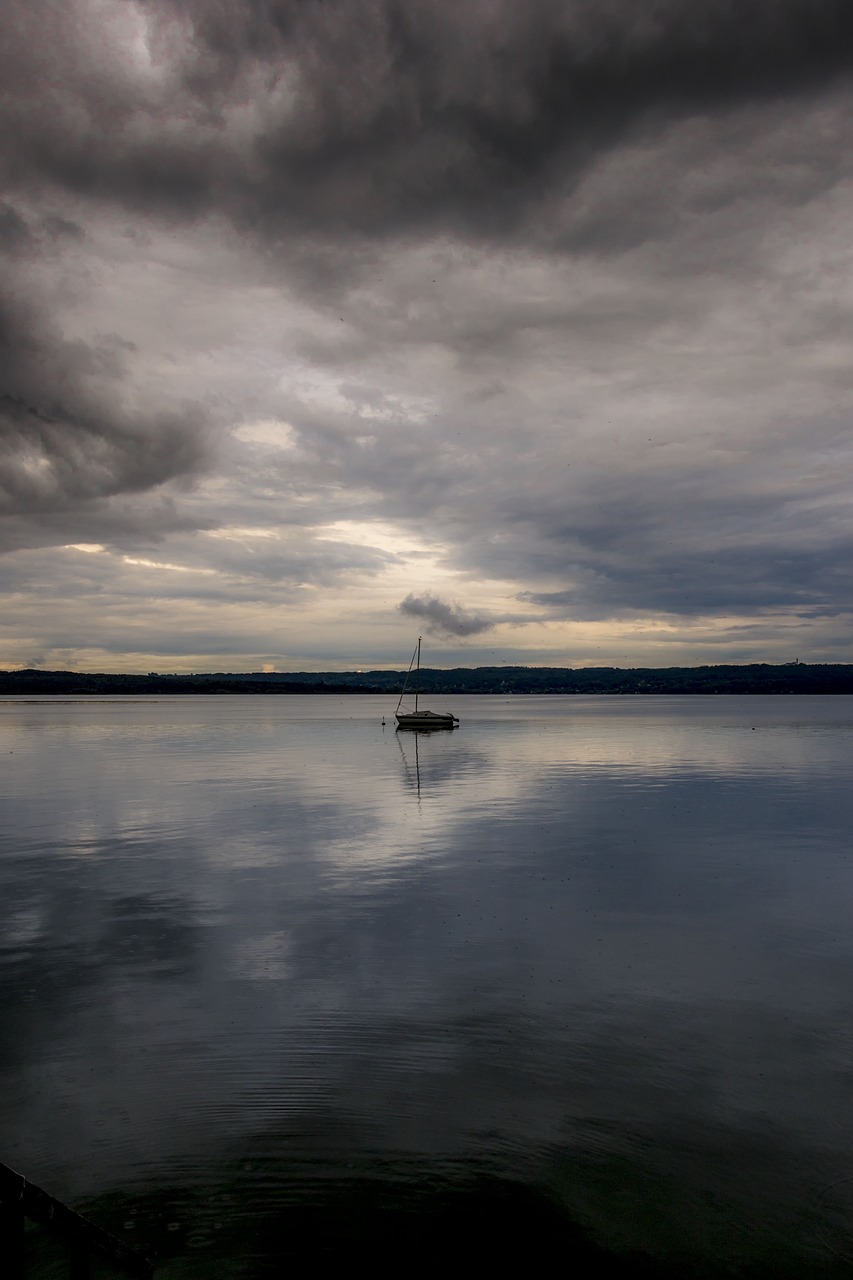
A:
2,0,853,672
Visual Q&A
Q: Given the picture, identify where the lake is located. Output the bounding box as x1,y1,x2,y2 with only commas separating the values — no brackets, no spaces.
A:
2,694,853,1276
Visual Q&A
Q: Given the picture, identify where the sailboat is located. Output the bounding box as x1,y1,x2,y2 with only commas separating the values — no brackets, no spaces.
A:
395,636,459,730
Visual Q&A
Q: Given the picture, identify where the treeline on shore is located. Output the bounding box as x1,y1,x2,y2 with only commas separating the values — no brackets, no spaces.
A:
2,663,853,695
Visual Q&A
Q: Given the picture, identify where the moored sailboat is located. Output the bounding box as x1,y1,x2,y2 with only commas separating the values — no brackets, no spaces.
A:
395,637,459,730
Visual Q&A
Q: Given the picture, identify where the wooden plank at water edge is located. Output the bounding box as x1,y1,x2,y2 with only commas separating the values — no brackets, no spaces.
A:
0,1162,154,1279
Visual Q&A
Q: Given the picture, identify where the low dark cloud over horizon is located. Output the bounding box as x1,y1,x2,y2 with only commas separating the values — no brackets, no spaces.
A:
2,0,852,670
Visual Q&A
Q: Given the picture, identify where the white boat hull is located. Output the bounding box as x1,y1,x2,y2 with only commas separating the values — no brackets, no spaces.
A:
395,710,458,729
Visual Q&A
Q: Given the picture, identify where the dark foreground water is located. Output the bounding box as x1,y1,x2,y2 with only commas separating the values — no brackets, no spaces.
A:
2,694,853,1277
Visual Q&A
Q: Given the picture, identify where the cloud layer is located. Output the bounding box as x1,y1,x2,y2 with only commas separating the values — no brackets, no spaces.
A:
2,1,853,669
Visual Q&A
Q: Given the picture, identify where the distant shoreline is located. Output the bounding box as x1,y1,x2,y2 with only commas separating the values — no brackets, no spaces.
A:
3,664,853,696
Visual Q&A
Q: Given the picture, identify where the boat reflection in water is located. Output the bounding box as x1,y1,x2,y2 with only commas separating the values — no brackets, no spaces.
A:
396,718,453,801
395,637,459,730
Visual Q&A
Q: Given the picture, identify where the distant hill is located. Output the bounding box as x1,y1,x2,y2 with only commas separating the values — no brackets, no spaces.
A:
2,663,853,695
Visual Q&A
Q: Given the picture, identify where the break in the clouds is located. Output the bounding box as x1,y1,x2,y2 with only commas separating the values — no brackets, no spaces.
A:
2,1,853,671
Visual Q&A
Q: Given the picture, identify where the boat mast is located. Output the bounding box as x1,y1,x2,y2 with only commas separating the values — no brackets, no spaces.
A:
415,636,420,713
396,638,420,714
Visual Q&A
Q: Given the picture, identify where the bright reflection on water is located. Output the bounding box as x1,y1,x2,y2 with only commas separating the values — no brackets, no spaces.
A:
2,695,853,1276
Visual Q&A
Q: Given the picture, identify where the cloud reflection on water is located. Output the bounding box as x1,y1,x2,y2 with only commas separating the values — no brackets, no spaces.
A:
1,695,853,1274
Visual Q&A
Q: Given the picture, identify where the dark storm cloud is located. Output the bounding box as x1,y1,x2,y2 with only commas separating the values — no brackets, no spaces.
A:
1,0,852,665
0,279,210,550
0,203,32,254
477,452,853,622
518,544,853,622
399,593,495,638
4,2,853,242
0,500,212,559
0,203,83,255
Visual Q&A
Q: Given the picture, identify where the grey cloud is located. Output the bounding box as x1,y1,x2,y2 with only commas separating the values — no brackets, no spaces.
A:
4,2,853,244
0,282,211,549
0,203,32,254
0,499,214,559
399,593,495,638
1,1,852,667
150,2,853,246
0,518,398,630
517,544,853,622
463,438,853,621
0,204,84,256
299,373,852,625
226,328,852,627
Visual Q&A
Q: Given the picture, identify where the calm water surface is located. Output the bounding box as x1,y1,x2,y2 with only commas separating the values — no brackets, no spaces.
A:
2,695,853,1276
